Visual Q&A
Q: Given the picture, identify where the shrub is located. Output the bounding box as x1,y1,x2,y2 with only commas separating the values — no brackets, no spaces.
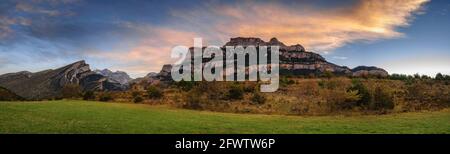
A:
175,80,195,91
61,84,82,98
82,91,95,100
302,80,319,96
322,71,334,79
184,88,204,109
99,93,113,102
147,86,163,99
133,96,144,103
341,90,362,109
243,82,257,93
348,79,371,107
280,77,295,87
318,79,341,90
251,92,266,105
227,83,244,100
131,91,140,98
371,86,394,110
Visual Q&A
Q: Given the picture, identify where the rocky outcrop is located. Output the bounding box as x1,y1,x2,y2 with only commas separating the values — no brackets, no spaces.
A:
145,72,158,78
129,64,173,90
161,37,387,78
94,69,132,85
221,37,352,76
0,60,126,100
352,66,389,77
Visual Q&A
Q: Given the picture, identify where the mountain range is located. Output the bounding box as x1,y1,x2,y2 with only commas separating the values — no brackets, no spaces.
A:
0,37,388,99
94,69,132,85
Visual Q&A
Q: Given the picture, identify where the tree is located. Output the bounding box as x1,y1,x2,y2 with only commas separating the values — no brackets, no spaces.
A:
413,73,421,79
435,73,444,80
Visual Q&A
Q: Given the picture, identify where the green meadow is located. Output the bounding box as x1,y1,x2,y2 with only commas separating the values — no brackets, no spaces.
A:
0,100,449,134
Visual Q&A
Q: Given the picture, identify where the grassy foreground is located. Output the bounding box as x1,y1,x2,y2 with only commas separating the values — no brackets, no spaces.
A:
0,100,449,134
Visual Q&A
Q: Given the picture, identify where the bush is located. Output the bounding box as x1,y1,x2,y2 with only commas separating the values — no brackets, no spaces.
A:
61,84,82,98
227,83,244,100
348,79,371,107
243,82,257,93
280,77,295,87
82,91,95,100
322,71,334,78
99,93,113,102
133,96,144,103
184,88,204,109
251,92,266,105
175,80,195,91
131,91,140,98
371,86,394,110
147,86,163,99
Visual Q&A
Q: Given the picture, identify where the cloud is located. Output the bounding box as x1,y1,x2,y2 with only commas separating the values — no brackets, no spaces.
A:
87,23,198,77
332,56,348,60
170,0,429,51
0,0,79,40
16,2,61,16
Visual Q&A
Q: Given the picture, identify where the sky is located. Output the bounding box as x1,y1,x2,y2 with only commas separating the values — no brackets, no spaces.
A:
0,0,449,78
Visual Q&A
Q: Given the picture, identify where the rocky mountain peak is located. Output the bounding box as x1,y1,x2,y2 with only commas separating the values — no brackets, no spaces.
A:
224,37,267,47
0,60,126,100
55,60,91,85
94,69,132,85
285,44,306,52
268,37,286,47
352,66,388,77
145,72,158,78
96,69,113,75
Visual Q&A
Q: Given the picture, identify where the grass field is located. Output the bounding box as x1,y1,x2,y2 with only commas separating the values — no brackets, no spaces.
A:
0,100,449,134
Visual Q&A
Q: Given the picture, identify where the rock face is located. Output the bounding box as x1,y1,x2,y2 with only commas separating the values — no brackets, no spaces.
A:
94,69,132,85
152,37,387,79
221,37,388,76
208,37,352,76
129,64,173,90
145,72,158,78
0,60,125,100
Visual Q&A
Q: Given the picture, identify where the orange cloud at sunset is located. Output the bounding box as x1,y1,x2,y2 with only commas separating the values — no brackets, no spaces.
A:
171,0,429,51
